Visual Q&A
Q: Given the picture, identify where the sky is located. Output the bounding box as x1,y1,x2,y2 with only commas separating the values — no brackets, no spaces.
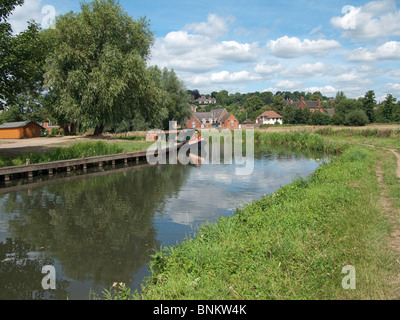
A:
7,0,400,102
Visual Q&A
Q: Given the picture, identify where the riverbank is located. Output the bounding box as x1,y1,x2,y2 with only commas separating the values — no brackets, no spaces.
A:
0,140,152,167
132,131,400,300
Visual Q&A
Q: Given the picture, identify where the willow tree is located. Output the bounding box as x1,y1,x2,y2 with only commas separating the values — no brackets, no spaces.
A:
44,0,159,135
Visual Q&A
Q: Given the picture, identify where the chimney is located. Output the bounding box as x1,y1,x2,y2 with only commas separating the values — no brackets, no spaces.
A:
301,96,304,101
318,99,321,107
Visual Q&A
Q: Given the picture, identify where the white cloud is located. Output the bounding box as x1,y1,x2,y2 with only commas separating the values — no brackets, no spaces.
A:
190,70,261,86
383,83,400,94
333,73,374,86
347,41,400,62
331,0,400,41
254,61,283,75
275,80,304,90
184,13,233,39
266,36,341,58
8,0,43,33
150,23,261,74
305,85,338,96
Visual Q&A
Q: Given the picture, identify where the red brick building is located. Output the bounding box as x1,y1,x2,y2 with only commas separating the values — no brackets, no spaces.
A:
286,97,325,113
185,108,239,129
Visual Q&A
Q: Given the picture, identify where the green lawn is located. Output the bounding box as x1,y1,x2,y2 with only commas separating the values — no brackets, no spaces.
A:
0,140,153,167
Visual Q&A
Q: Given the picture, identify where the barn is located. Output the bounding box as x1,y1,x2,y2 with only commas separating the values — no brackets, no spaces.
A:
0,121,44,139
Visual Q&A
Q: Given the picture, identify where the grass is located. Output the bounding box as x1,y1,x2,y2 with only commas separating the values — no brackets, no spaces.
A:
0,140,152,167
129,132,399,300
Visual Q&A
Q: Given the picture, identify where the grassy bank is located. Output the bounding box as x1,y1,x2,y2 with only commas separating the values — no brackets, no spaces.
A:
133,132,399,300
0,141,152,167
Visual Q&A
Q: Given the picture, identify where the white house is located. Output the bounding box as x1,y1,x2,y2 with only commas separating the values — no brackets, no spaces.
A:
256,111,283,125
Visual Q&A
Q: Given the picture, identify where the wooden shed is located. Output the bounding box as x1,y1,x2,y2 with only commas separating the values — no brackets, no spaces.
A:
0,121,43,139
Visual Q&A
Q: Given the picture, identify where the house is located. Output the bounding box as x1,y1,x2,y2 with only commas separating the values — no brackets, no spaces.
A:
220,113,240,129
256,111,283,125
286,97,325,113
0,121,43,139
185,108,234,129
196,96,217,104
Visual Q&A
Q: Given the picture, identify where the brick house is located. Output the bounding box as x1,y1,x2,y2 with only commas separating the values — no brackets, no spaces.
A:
286,97,325,113
220,113,240,129
186,108,239,129
256,111,283,125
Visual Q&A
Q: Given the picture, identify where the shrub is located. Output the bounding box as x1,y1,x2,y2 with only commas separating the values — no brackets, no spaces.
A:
345,110,369,126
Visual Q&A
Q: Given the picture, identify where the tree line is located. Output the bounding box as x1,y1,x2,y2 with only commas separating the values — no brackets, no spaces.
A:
190,89,400,126
0,0,191,135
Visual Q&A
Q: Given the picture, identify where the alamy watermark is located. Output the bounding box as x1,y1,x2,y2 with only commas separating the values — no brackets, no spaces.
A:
341,5,360,30
341,265,356,290
146,122,255,176
41,265,56,290
41,5,56,30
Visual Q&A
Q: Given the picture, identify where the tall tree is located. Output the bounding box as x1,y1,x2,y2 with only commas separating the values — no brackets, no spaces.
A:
44,0,157,135
362,90,376,123
1,1,46,111
148,66,191,129
381,94,396,122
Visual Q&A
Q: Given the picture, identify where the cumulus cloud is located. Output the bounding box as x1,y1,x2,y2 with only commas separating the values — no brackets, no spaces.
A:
190,70,261,86
383,83,400,94
150,15,262,74
347,41,400,62
254,61,283,75
184,13,234,39
266,36,341,58
333,73,374,86
331,0,400,41
305,85,338,96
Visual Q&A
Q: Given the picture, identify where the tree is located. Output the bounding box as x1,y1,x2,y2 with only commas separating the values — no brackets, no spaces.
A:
44,0,157,135
1,1,47,111
345,109,369,126
191,89,200,100
362,90,376,123
381,94,396,122
271,95,285,114
243,95,264,120
333,98,363,125
148,66,191,129
393,101,400,122
216,90,229,105
334,91,346,105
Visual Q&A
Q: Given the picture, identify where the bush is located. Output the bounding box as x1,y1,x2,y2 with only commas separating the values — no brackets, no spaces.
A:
345,110,369,126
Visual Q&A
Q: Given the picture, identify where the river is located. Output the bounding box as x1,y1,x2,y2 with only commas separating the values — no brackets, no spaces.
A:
0,144,325,299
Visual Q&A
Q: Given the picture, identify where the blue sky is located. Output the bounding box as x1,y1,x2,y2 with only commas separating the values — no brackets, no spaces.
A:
8,0,400,101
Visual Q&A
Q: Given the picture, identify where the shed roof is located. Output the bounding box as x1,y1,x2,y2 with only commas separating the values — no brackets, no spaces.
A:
0,121,43,129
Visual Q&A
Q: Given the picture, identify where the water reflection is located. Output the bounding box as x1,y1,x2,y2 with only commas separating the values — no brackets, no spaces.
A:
0,144,324,299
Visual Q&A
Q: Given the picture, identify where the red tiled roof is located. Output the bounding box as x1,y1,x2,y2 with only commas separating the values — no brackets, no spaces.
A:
257,111,282,119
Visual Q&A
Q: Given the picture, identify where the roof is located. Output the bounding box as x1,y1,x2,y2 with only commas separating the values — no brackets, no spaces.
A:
257,111,282,119
0,121,43,129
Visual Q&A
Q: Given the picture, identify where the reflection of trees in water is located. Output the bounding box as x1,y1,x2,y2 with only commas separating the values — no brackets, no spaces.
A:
0,239,69,300
1,164,191,293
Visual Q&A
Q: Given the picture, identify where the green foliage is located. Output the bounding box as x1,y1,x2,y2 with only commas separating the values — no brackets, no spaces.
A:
1,1,48,111
43,0,158,134
345,109,369,126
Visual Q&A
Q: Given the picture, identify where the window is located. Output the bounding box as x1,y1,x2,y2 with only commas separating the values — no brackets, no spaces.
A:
231,120,234,128
192,120,196,128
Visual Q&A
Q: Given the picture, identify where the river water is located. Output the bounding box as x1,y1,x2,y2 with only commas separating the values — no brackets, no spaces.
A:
0,144,324,299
